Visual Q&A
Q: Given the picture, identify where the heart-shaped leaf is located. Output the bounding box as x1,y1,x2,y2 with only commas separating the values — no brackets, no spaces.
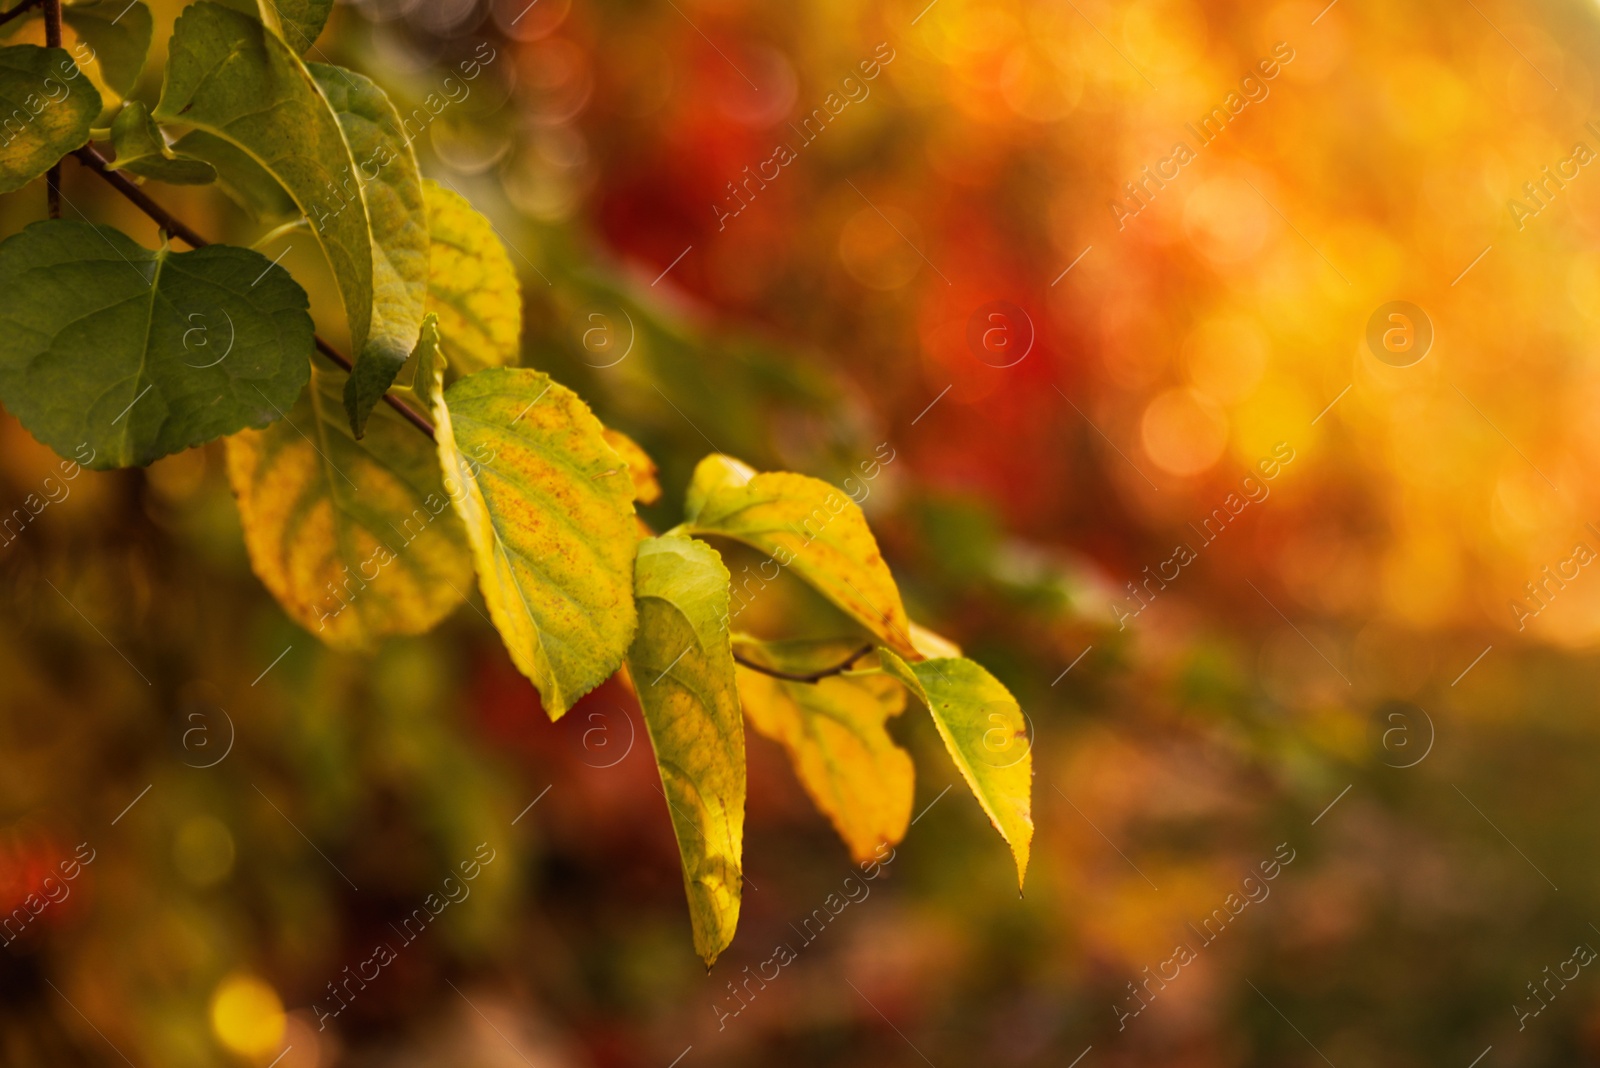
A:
627,534,745,965
0,220,312,468
0,44,100,193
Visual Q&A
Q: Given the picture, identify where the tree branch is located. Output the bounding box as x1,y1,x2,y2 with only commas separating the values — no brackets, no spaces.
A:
0,0,46,29
43,0,60,218
732,644,874,684
70,145,437,440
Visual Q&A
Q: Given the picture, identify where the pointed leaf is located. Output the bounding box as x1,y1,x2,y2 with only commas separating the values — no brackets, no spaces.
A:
425,365,638,717
0,44,100,193
681,454,917,658
107,101,216,184
226,362,471,650
422,179,522,375
734,636,912,863
627,534,744,965
0,220,311,467
601,426,661,505
878,649,1033,888
170,129,297,221
309,63,428,437
61,0,151,102
155,2,372,372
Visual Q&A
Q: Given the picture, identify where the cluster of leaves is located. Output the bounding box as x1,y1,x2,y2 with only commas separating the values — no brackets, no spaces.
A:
0,0,1032,963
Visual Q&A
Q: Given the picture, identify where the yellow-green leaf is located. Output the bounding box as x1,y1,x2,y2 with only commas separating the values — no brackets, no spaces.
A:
734,636,911,863
878,648,1032,888
425,364,638,717
310,63,429,437
226,363,472,651
0,45,100,194
626,534,744,965
422,179,521,376
680,453,917,658
601,426,661,506
155,2,372,375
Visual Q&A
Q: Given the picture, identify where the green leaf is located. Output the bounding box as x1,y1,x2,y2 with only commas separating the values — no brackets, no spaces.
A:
155,2,372,377
258,0,333,55
734,636,912,863
680,454,918,658
422,179,522,376
626,534,744,965
106,101,216,184
878,649,1033,888
0,44,100,194
226,362,472,651
0,220,312,468
171,129,296,221
61,0,151,103
309,63,428,438
424,363,639,717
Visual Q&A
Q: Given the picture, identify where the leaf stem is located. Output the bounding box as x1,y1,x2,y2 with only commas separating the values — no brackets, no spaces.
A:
43,0,60,218
732,644,874,684
70,145,437,439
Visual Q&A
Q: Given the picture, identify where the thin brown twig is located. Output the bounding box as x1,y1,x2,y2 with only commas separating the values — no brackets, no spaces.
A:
43,0,60,218
732,644,874,684
69,145,437,439
0,0,45,28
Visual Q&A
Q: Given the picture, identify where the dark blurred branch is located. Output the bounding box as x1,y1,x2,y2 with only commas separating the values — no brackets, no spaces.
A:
43,0,60,218
0,0,46,28
69,145,437,439
732,644,874,683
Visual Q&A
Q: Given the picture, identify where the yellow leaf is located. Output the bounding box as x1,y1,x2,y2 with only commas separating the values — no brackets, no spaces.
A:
225,364,471,651
423,179,522,376
734,636,912,863
601,427,662,506
426,362,638,717
626,535,744,965
878,649,1033,888
680,454,917,658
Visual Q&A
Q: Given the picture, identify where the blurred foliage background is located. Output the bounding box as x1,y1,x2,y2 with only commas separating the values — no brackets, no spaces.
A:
5,0,1600,1064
